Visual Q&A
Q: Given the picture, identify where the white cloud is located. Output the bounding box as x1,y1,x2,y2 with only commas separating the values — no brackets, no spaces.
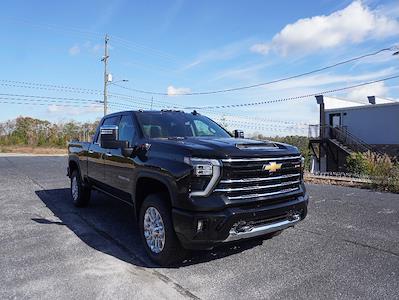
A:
68,45,81,56
265,67,396,91
83,41,102,53
252,1,399,56
346,81,388,100
167,85,191,96
250,43,270,55
47,104,102,115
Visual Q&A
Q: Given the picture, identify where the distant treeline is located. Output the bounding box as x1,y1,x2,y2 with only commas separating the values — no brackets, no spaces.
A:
0,117,312,164
0,117,99,147
250,133,311,170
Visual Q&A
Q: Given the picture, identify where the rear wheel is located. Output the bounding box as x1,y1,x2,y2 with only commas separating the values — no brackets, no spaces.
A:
70,170,91,207
139,193,186,266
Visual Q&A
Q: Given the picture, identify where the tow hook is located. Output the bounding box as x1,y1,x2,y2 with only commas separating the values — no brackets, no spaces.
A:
287,210,301,221
234,221,254,233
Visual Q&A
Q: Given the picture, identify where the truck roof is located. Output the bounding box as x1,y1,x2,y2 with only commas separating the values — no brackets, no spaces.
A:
104,110,198,117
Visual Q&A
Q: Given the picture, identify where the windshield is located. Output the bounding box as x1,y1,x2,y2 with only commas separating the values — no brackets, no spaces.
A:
136,112,231,139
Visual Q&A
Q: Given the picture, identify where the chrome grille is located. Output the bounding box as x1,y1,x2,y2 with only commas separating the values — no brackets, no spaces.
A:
215,155,302,200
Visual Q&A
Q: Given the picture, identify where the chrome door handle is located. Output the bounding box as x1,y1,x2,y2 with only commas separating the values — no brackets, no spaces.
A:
105,152,112,157
88,150,94,154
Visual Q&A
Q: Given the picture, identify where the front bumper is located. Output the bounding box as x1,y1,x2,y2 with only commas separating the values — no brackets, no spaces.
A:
172,193,308,250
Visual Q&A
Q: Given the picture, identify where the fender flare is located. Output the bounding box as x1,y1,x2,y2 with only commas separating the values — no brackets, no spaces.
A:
67,156,82,180
134,170,177,207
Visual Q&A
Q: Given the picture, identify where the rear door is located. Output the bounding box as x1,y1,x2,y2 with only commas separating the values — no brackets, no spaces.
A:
103,113,138,202
87,115,120,187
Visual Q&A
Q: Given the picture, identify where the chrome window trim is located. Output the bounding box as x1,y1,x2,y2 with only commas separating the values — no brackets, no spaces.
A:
221,155,301,163
214,180,300,192
220,173,300,184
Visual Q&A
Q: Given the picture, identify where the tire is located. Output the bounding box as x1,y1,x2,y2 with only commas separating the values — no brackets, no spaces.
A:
70,169,91,207
139,193,187,266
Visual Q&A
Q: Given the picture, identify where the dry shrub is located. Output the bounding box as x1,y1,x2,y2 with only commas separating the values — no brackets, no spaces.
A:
347,151,399,193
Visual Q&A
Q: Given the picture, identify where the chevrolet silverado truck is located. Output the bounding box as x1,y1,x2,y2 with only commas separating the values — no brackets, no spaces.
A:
67,110,308,265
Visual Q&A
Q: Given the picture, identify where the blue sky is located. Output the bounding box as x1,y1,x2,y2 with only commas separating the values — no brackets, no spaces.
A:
1,0,398,135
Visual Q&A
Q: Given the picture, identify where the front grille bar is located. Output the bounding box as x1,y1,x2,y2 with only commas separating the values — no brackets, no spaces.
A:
214,180,300,192
226,187,300,200
221,155,301,163
220,173,300,184
224,214,301,242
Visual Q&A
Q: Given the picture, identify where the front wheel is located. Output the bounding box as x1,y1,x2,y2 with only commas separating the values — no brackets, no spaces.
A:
70,170,91,207
139,193,187,266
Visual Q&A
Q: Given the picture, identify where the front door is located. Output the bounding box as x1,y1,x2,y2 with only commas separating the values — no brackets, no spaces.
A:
88,115,120,188
329,113,341,138
87,142,106,186
103,113,138,202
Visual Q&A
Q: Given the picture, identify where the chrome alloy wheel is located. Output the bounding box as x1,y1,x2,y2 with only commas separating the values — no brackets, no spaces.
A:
71,176,79,201
143,207,166,254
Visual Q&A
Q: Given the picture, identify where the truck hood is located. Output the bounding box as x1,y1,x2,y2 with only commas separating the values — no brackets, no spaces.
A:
150,137,300,159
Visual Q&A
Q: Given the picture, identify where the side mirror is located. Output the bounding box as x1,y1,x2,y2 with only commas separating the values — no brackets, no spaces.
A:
120,140,134,157
234,129,244,139
100,125,120,149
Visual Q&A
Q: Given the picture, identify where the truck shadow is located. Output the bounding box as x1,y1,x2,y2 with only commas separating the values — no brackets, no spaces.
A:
35,188,270,268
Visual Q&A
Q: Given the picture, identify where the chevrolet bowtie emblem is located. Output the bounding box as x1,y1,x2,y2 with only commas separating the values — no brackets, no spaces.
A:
263,162,282,172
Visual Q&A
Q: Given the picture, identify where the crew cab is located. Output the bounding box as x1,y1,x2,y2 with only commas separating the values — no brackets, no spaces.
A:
67,110,308,265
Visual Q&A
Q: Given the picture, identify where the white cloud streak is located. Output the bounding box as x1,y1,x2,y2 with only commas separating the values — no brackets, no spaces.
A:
47,104,102,115
264,67,396,91
251,1,399,56
346,81,388,100
167,85,191,96
68,45,81,56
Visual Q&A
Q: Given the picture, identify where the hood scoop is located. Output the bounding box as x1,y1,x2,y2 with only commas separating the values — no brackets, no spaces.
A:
235,142,278,150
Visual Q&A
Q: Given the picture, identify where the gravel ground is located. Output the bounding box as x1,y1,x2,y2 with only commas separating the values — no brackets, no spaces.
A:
0,156,398,299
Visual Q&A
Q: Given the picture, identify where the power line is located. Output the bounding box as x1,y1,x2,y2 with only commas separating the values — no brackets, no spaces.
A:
207,114,308,130
213,119,307,134
0,79,184,108
110,83,185,107
0,79,101,93
0,98,101,108
0,93,100,103
115,46,398,96
191,74,399,110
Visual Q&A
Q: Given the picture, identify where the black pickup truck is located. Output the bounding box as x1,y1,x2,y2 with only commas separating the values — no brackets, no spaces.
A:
68,110,308,265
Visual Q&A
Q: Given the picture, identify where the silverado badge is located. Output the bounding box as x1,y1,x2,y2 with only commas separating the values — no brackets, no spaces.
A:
263,162,282,172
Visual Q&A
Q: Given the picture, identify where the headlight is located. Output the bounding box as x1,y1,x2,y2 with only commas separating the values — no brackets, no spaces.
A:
300,156,305,180
184,157,221,197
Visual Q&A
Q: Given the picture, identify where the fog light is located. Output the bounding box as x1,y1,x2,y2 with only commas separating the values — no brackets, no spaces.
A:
197,220,204,232
197,219,208,232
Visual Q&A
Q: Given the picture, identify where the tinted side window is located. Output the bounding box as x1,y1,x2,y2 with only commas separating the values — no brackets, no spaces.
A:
193,119,217,136
103,116,120,126
119,115,136,146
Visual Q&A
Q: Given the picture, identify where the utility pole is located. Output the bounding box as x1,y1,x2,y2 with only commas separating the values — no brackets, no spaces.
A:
102,34,110,116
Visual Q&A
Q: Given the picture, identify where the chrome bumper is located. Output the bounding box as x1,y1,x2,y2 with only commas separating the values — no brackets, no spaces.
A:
224,214,301,242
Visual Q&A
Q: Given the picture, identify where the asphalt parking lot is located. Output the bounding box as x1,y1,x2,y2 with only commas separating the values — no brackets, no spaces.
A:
0,155,398,299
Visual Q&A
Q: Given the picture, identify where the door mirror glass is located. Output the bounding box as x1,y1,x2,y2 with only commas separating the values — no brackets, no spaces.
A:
120,140,134,157
100,125,120,149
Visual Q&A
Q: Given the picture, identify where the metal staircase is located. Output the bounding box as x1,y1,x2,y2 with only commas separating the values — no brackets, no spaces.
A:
308,125,380,172
328,126,379,154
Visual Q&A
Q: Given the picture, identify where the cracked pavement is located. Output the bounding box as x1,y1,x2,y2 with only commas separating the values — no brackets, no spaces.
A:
0,155,398,299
